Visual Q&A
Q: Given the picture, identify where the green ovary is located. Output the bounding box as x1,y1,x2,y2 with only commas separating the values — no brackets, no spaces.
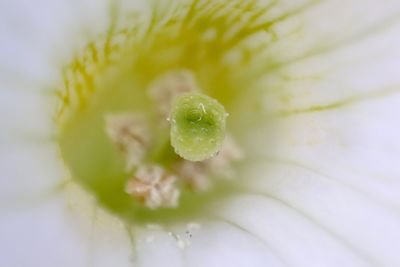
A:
56,0,278,224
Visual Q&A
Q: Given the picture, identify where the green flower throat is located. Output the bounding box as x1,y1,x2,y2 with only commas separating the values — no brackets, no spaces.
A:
56,0,287,224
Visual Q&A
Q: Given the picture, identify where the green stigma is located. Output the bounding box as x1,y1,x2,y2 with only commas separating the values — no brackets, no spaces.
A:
170,92,228,162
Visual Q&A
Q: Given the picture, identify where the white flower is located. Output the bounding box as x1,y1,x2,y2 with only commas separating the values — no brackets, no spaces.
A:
1,0,400,267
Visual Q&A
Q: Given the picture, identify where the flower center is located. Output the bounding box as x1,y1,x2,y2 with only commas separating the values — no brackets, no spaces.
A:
55,0,281,224
57,67,241,223
103,72,235,210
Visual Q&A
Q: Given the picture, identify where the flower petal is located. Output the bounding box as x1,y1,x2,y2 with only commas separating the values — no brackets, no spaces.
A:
0,195,87,267
252,93,400,209
239,86,400,266
2,1,400,267
233,155,400,266
88,207,135,267
183,221,286,267
133,227,185,267
211,195,372,267
63,183,136,267
0,140,65,206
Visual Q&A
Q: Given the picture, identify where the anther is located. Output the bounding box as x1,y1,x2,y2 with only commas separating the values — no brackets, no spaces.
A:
148,70,199,118
125,165,180,209
105,113,151,172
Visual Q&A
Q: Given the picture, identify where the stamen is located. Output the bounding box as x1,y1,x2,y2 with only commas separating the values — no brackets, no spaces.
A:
125,165,180,209
173,135,243,192
173,161,212,192
148,70,199,118
105,113,151,172
205,135,244,178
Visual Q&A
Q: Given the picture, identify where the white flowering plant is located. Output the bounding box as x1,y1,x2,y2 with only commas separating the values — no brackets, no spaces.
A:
1,0,400,266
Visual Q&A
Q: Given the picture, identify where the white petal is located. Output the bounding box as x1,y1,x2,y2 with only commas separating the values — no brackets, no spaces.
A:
0,90,57,140
61,183,135,267
211,195,372,267
240,87,400,266
234,158,400,266
252,93,400,209
183,221,286,267
133,226,185,267
0,141,66,205
269,24,400,113
89,206,135,267
66,186,191,267
0,195,87,267
269,0,400,64
0,0,110,87
228,5,400,252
